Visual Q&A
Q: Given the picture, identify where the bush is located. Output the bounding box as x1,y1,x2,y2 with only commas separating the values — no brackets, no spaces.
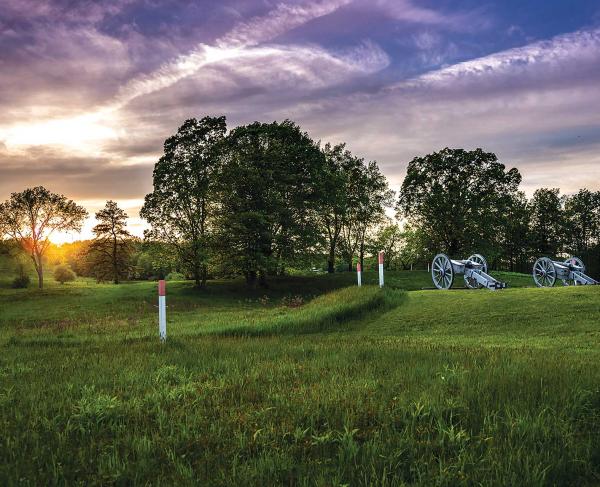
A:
54,265,76,284
165,271,186,281
11,275,30,289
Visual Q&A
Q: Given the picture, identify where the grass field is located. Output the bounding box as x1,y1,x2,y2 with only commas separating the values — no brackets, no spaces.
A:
1,267,599,485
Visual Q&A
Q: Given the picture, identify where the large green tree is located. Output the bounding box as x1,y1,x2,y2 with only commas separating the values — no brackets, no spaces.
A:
529,188,563,257
331,153,393,272
87,200,135,284
351,160,394,270
397,148,521,257
367,220,402,270
318,143,358,273
562,189,599,254
499,191,531,271
0,186,87,289
140,116,227,287
215,120,325,287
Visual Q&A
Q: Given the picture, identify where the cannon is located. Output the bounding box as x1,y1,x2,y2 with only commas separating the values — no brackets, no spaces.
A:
431,253,507,290
532,256,598,287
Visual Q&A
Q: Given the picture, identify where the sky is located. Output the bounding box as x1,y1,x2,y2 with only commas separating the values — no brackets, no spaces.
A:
1,0,600,242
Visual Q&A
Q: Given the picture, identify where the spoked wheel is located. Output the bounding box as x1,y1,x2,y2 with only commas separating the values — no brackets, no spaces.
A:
562,256,584,286
465,254,488,289
432,253,454,290
533,257,556,287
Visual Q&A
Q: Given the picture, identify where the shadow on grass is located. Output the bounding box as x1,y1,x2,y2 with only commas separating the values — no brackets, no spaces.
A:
211,287,407,337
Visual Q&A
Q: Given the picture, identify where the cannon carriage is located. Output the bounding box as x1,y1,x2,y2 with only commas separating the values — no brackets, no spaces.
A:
532,256,598,287
431,253,507,290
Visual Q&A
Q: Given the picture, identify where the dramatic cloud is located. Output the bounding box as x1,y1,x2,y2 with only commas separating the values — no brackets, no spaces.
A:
1,0,599,239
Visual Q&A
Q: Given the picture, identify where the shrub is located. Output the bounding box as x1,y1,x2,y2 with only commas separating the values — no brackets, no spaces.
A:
280,295,304,308
166,271,186,281
54,265,76,284
11,275,30,289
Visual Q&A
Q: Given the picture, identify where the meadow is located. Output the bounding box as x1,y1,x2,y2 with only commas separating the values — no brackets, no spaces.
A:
0,265,599,486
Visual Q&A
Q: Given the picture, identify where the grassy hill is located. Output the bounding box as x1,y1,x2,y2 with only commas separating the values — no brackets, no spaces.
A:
1,271,599,485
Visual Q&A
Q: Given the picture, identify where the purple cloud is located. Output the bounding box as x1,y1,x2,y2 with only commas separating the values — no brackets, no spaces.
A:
1,0,599,238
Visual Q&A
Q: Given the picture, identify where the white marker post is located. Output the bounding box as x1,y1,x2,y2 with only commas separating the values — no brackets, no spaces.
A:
357,262,362,287
158,279,167,342
378,251,384,288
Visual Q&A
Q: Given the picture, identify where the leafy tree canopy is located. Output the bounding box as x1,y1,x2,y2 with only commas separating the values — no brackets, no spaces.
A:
0,186,87,288
397,148,521,257
140,116,227,287
87,200,135,284
216,120,326,287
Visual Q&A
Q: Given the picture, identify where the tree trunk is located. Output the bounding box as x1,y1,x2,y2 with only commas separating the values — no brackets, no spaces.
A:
245,270,257,289
200,264,208,288
259,271,268,289
359,243,365,271
327,243,335,273
193,267,202,288
37,265,43,289
29,250,45,289
112,234,119,284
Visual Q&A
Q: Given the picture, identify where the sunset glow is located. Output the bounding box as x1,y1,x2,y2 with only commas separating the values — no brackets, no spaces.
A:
4,111,119,153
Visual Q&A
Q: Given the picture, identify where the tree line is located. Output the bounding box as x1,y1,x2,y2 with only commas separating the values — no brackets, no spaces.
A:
1,118,599,289
393,147,600,275
139,117,393,288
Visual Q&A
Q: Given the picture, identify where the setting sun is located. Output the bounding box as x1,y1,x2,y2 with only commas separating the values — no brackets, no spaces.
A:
4,111,119,153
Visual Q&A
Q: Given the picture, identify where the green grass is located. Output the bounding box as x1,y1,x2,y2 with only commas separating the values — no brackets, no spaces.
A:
1,269,599,486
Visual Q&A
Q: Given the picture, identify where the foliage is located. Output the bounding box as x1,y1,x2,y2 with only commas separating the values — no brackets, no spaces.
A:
53,264,76,284
215,120,326,287
497,191,531,271
165,271,186,281
368,221,428,270
340,159,394,270
11,275,30,289
141,117,227,287
563,188,599,252
529,187,563,256
87,201,135,284
319,143,356,273
397,148,521,258
0,186,87,289
133,241,178,280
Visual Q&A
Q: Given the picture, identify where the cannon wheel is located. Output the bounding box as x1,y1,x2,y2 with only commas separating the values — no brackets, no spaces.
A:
533,257,556,287
465,254,487,289
562,256,585,286
432,254,454,290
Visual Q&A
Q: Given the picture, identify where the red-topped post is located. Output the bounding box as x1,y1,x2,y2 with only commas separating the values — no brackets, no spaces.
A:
378,251,384,288
357,262,362,287
158,279,166,341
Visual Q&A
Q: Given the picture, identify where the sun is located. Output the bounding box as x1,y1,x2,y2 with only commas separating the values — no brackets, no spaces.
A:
48,231,81,245
3,110,118,154
49,219,96,244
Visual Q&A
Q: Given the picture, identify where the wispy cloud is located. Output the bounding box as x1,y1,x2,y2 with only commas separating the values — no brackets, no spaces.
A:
114,0,353,107
1,0,357,153
1,0,599,238
410,27,600,86
365,0,490,30
278,26,600,193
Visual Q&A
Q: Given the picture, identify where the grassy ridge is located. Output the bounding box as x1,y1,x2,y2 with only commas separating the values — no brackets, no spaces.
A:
352,285,600,348
1,271,600,485
209,286,400,336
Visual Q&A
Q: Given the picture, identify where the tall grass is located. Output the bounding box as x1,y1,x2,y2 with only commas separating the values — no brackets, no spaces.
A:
1,336,599,485
1,271,599,485
208,286,403,336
